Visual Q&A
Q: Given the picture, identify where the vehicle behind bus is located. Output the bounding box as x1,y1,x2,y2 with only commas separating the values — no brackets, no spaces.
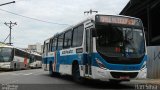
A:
42,14,147,82
29,53,42,68
0,43,42,70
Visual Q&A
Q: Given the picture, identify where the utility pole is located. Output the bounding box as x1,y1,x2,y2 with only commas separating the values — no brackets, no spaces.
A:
0,1,15,6
4,21,17,45
84,9,98,15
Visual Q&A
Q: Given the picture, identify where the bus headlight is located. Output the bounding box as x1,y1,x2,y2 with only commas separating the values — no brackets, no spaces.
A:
2,64,10,68
95,58,107,70
141,61,146,70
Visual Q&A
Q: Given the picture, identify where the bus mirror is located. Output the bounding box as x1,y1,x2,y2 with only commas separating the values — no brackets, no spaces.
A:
91,28,97,37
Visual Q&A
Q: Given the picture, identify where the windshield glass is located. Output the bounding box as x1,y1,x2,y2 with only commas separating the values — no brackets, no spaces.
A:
29,55,35,63
0,47,13,62
96,24,145,58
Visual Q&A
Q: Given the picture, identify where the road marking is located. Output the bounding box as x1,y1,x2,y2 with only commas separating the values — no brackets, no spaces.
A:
24,73,32,75
11,73,22,75
0,72,12,75
0,72,35,76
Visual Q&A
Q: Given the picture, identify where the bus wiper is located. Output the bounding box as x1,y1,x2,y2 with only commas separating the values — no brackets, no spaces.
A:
123,29,133,57
126,28,134,41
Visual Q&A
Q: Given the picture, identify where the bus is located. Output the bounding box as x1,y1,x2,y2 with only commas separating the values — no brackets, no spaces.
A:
42,14,147,82
29,52,42,68
0,43,42,70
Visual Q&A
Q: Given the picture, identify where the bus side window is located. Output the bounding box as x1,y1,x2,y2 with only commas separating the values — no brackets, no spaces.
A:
43,42,45,53
57,34,64,50
51,38,57,51
11,48,14,60
72,25,84,47
49,39,53,52
63,30,72,49
44,43,49,56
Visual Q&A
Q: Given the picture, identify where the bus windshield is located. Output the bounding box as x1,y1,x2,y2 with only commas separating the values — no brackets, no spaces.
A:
0,47,13,62
29,55,35,63
96,24,145,58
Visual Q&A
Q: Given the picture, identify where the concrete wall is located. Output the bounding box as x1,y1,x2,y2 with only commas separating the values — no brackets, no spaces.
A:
147,46,160,78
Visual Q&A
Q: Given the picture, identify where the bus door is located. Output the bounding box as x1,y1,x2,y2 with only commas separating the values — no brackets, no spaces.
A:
85,27,93,76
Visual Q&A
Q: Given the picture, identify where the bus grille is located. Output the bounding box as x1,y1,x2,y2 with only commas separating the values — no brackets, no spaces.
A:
98,52,144,64
110,72,138,78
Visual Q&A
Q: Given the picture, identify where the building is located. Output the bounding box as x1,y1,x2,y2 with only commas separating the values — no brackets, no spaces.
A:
28,43,43,54
120,0,160,46
120,0,160,79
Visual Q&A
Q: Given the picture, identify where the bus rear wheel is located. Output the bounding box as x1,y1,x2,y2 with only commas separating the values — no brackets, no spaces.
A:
72,62,83,83
49,62,59,77
13,63,17,71
49,62,54,76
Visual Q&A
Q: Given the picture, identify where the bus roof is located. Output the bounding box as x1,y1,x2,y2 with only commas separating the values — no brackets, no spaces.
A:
43,14,141,41
0,42,13,48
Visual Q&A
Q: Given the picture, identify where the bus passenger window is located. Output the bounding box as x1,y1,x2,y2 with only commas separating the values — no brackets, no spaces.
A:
57,34,64,50
64,30,72,49
72,25,84,47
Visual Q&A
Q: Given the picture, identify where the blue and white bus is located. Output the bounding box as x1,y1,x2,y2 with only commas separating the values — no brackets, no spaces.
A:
42,14,147,82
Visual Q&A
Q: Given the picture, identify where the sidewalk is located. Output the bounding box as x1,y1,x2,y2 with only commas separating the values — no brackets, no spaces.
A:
133,79,160,85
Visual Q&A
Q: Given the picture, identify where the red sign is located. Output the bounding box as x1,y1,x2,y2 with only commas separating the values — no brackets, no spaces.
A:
24,57,28,65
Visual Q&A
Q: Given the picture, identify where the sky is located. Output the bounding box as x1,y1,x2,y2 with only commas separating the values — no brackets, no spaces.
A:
0,0,129,48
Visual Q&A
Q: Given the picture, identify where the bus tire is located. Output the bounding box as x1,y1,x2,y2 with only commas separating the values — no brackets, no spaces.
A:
49,62,54,76
49,62,59,77
13,63,17,71
36,64,38,68
72,61,83,83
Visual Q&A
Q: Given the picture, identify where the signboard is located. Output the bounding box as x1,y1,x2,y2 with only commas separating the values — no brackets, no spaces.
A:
96,15,141,26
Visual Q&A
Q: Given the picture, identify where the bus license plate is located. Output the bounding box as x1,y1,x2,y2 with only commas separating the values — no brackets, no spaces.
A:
120,76,130,79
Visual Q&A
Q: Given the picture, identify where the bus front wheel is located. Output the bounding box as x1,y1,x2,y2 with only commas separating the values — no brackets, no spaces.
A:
13,63,17,71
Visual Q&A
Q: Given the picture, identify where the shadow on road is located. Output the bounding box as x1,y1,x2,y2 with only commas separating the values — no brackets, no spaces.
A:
46,74,135,89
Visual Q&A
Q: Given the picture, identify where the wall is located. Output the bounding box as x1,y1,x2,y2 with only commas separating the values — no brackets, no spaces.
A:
147,46,160,78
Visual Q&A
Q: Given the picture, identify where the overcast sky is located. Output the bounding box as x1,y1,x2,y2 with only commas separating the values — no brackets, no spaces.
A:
0,0,129,48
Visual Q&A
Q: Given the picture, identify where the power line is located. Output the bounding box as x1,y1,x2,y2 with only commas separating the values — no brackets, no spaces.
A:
0,1,15,6
3,34,10,43
0,8,70,26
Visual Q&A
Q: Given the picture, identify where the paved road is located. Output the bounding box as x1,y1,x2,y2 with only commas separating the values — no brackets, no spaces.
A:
0,69,156,90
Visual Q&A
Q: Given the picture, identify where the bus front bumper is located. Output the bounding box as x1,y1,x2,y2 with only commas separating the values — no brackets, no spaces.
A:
0,65,11,70
91,66,147,81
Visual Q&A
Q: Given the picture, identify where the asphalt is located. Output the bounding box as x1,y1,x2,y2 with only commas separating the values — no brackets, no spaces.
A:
0,69,159,90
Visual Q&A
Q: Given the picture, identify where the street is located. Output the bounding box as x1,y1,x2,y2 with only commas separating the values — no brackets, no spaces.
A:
0,0,160,90
0,69,155,90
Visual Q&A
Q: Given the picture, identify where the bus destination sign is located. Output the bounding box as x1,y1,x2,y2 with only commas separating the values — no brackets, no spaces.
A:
96,15,141,26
